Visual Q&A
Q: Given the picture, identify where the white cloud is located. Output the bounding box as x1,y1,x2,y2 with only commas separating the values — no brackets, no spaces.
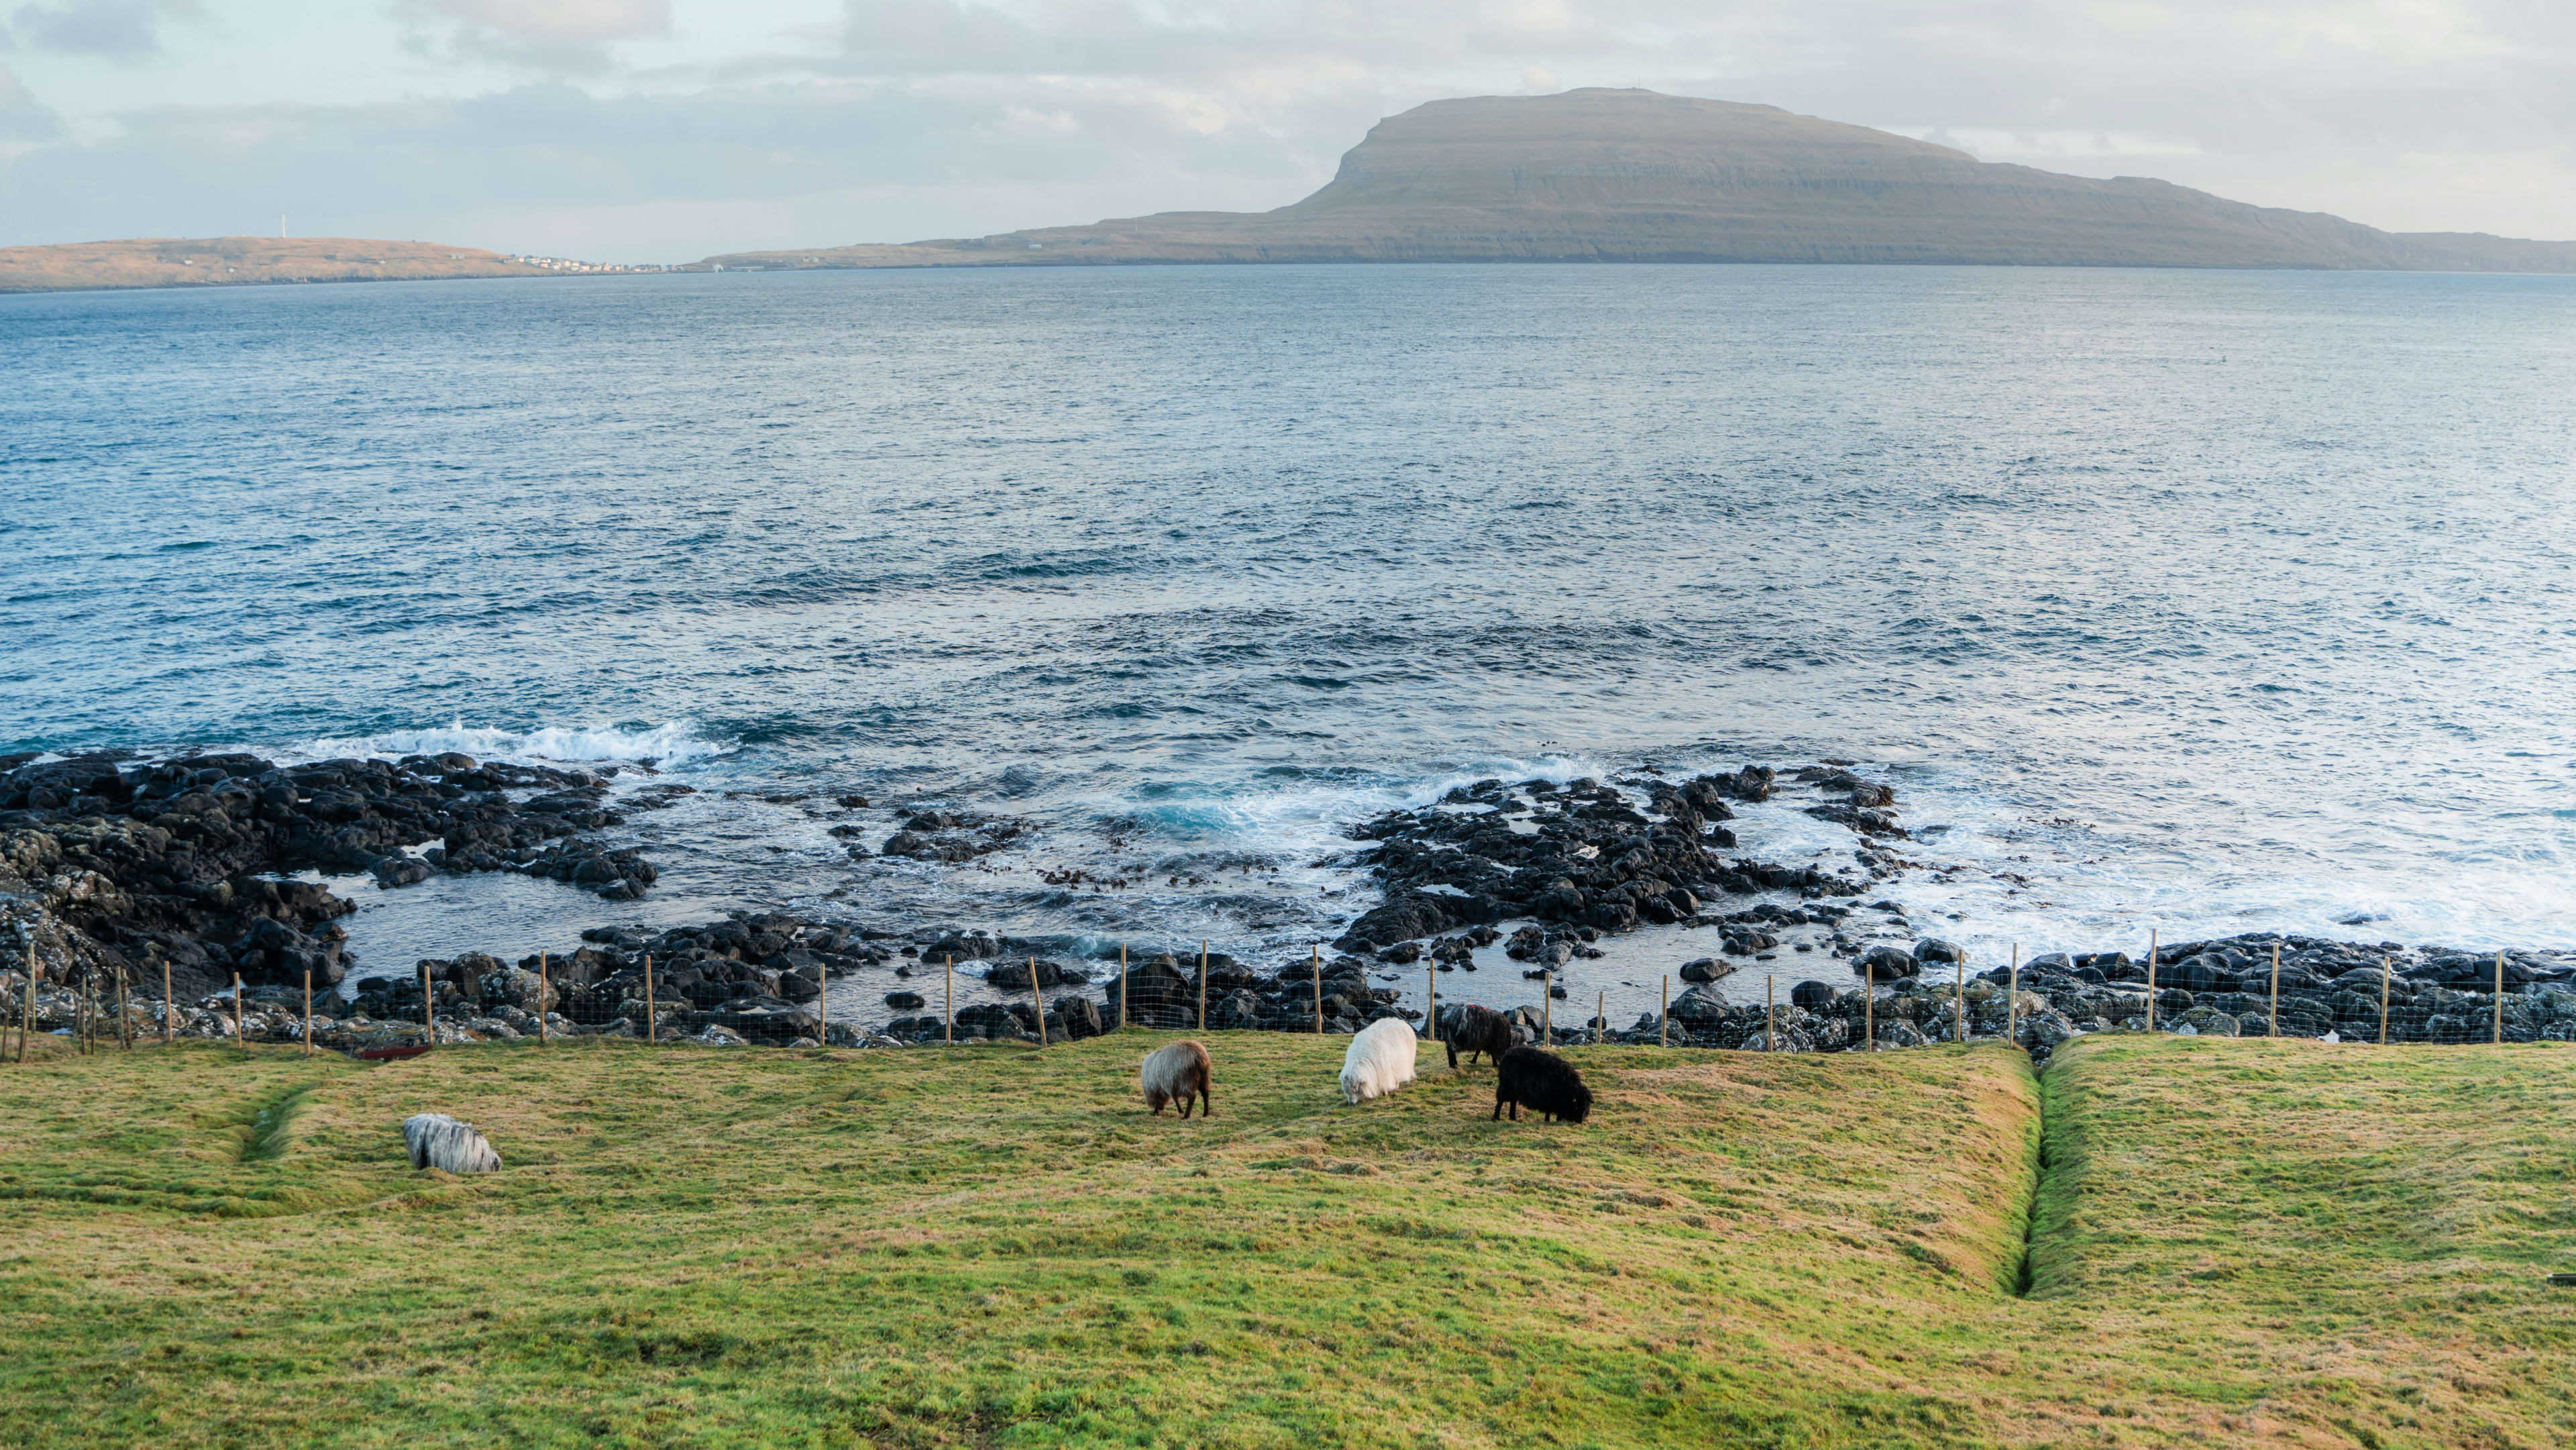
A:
0,62,64,140
394,0,672,74
9,0,201,61
428,0,672,43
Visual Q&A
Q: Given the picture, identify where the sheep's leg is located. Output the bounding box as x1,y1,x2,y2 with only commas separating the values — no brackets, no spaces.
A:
1492,1091,1503,1121
1199,1084,1212,1117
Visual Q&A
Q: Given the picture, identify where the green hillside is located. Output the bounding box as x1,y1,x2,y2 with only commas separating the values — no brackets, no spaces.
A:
1,1031,2569,1447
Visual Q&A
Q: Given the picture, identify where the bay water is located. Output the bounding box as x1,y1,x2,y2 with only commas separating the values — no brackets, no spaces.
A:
6,263,2572,1026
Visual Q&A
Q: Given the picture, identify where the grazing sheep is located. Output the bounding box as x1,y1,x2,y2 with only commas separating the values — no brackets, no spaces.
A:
1493,1046,1592,1124
1139,1039,1214,1119
1442,1002,1515,1070
402,1113,502,1174
1340,1017,1419,1104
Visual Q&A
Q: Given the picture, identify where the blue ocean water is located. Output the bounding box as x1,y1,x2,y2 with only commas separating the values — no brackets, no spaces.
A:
5,264,2574,1021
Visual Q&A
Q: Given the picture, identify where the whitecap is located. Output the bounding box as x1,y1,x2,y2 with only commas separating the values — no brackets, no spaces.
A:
297,720,734,769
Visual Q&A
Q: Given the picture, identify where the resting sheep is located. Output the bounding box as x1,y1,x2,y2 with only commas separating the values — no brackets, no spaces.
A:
1340,1017,1419,1104
1139,1039,1214,1118
1442,1002,1515,1070
1493,1046,1592,1123
402,1113,502,1173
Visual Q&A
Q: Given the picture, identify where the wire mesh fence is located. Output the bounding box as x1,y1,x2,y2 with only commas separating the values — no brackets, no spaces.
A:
11,929,2574,1061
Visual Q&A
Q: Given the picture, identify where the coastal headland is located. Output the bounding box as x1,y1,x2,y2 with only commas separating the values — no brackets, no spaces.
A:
0,236,647,295
701,89,2576,274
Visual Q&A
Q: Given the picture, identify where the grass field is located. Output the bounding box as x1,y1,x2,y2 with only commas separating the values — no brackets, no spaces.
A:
0,1029,2569,1448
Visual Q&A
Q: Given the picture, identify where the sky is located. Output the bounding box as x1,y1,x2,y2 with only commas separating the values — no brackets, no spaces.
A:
1,1,2571,262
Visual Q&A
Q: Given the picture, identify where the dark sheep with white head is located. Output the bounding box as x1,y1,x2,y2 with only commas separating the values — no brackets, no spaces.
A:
1442,1002,1515,1070
1493,1045,1592,1123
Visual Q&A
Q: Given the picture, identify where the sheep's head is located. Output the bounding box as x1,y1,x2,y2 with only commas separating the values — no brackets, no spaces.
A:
1561,1082,1594,1123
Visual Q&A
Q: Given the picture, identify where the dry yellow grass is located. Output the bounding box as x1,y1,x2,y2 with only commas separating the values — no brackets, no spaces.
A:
0,236,556,293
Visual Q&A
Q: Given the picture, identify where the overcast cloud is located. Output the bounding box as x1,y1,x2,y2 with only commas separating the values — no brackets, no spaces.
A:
1,0,2570,260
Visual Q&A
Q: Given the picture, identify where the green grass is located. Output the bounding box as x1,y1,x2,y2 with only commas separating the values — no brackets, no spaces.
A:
0,1031,2569,1447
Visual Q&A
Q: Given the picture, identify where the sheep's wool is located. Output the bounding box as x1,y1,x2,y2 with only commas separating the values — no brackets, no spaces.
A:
1140,1040,1211,1112
402,1113,502,1174
1340,1017,1419,1104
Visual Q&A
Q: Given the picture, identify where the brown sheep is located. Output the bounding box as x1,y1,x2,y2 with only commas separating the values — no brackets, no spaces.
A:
1442,1002,1515,1069
1139,1039,1212,1118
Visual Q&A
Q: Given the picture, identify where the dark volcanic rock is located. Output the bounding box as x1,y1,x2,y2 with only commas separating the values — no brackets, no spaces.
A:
0,749,659,1002
1330,769,1861,953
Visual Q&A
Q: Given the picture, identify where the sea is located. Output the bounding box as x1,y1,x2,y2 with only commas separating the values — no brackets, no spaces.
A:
5,263,2573,1029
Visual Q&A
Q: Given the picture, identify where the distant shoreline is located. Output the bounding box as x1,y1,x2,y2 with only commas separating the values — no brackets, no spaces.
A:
0,235,678,297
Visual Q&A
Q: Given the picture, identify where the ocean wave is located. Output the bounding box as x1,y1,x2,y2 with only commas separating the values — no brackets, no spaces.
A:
299,721,735,768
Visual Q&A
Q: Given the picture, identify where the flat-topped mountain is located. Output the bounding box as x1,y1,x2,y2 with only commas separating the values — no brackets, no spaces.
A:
704,89,2576,273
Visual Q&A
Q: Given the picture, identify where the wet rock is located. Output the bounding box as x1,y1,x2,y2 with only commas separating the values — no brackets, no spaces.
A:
2176,1005,2241,1037
1666,984,1728,1027
1050,994,1104,1039
986,957,1088,990
1858,944,1920,980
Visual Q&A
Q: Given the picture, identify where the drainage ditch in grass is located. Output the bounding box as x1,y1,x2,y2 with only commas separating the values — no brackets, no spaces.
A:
235,1082,317,1163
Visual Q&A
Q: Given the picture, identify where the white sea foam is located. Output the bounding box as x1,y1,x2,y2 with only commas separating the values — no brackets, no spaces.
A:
297,721,734,769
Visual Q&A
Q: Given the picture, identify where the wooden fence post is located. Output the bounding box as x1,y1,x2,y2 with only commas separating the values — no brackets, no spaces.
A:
644,954,656,1044
2006,944,2021,1049
303,970,313,1056
944,955,953,1046
1596,989,1605,1047
2378,955,2392,1046
1542,970,1552,1047
2269,943,2280,1039
538,954,549,1045
162,957,174,1042
1766,976,1776,1053
1426,962,1438,1054
117,964,131,1050
1864,962,1874,1051
1027,955,1046,1048
1310,945,1322,1034
1953,957,1965,1043
17,961,32,1064
231,973,245,1050
2495,949,2506,1045
1197,941,1208,1031
2145,929,2158,1034
816,951,828,1049
1659,976,1668,1048
421,961,435,1039
1120,942,1130,1031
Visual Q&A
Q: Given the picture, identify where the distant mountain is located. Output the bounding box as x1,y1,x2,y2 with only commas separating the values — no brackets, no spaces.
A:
702,89,2576,274
0,237,633,294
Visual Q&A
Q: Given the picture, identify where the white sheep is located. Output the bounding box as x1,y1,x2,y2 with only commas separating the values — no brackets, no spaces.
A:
1340,1017,1419,1104
1138,1039,1214,1117
402,1112,502,1174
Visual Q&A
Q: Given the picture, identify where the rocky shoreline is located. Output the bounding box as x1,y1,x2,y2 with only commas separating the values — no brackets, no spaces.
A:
7,751,2573,1061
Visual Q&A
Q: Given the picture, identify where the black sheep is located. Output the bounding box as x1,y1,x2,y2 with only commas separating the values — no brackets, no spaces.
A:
1443,1002,1515,1070
1493,1045,1592,1123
